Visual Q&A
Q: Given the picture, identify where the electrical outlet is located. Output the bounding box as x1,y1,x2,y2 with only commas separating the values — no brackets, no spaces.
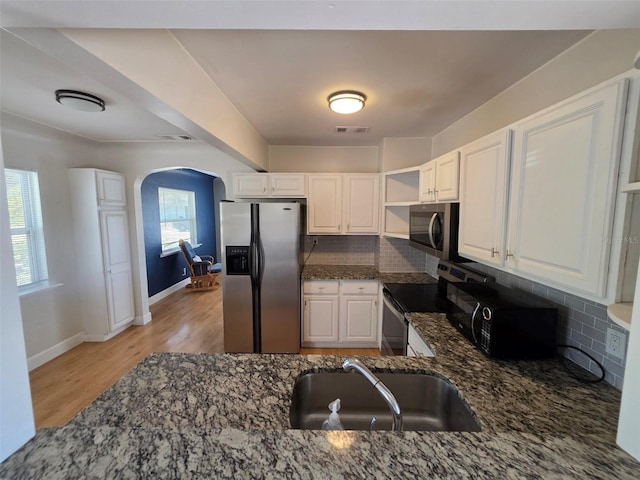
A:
606,328,626,360
182,267,187,276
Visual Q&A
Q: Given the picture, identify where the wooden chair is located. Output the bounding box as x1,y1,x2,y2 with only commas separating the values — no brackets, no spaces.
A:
178,239,222,291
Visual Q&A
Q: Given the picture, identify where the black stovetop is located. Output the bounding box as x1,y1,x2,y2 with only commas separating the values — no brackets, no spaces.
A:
383,282,449,314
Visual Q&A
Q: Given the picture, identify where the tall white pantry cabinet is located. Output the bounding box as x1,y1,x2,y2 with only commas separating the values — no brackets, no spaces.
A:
68,169,135,341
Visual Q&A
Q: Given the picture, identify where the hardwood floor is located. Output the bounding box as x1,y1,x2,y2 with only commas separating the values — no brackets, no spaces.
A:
29,285,379,428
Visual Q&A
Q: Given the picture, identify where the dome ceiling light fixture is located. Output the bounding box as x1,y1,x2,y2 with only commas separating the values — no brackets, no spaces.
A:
55,89,106,112
328,90,366,114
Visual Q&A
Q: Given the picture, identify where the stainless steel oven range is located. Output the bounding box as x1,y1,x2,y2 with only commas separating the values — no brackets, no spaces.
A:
381,261,493,356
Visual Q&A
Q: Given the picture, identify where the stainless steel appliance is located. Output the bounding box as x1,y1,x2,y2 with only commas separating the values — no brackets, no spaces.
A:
221,202,302,353
409,203,462,261
446,281,558,359
381,261,491,356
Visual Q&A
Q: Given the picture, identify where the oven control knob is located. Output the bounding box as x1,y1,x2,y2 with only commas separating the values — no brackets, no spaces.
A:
482,307,492,321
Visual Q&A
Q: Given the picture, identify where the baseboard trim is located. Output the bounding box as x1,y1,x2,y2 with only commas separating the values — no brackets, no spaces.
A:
133,311,152,326
84,322,132,343
149,278,191,306
27,332,85,371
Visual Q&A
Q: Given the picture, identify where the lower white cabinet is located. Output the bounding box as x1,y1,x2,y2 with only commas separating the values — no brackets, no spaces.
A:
302,279,378,347
407,324,434,357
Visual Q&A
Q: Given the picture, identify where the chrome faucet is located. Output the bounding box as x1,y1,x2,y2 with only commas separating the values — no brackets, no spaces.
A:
342,358,403,432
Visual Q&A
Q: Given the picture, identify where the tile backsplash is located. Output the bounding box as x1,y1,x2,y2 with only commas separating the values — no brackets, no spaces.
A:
303,235,376,265
376,237,429,273
469,263,629,390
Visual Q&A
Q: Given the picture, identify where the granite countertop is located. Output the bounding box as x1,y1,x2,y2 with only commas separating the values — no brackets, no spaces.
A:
2,317,639,478
302,264,436,284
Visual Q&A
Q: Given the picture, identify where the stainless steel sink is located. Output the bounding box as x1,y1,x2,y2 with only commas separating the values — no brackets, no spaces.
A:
290,372,481,432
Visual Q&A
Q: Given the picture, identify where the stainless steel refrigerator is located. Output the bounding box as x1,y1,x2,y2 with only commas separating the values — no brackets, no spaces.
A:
220,202,301,353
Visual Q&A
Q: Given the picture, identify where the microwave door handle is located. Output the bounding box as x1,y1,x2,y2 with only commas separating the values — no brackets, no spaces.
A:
428,213,438,249
471,302,481,344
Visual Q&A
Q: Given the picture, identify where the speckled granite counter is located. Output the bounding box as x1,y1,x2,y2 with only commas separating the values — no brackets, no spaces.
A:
302,264,436,284
2,318,639,478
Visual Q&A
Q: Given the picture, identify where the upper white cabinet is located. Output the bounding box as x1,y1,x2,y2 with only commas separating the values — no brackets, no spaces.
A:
270,174,306,197
419,151,460,203
343,175,379,234
308,174,379,235
68,168,135,341
458,129,512,266
96,170,126,206
233,173,306,198
308,175,343,234
506,79,628,297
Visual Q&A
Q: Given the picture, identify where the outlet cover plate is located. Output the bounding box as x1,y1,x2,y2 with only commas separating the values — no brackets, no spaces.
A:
606,328,627,359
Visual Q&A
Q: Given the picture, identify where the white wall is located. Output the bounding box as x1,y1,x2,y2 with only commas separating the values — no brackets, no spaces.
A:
379,137,431,172
1,114,99,366
0,131,35,461
432,29,640,156
268,145,378,173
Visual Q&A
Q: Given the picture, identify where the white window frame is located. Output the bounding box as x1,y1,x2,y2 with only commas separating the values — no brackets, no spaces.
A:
4,168,49,289
158,187,197,254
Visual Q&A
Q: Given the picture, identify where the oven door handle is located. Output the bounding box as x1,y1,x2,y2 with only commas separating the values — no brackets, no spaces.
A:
471,302,481,344
428,212,438,249
383,294,406,323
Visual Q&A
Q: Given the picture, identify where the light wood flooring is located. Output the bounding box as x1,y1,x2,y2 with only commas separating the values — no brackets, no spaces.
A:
29,285,379,428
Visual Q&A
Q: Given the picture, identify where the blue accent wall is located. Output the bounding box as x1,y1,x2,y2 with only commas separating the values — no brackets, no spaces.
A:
141,169,217,297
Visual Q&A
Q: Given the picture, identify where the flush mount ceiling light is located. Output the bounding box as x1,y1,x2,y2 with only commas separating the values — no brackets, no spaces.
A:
55,89,105,112
328,91,366,114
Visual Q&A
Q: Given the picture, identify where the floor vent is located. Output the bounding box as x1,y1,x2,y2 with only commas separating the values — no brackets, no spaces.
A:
334,126,370,134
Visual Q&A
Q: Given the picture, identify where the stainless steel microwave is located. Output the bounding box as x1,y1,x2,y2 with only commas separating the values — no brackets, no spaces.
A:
409,203,461,260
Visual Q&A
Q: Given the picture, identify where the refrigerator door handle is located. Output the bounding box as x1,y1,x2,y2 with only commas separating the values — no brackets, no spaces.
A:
250,204,262,353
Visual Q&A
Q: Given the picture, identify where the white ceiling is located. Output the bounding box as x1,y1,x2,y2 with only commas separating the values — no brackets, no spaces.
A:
0,0,638,147
172,29,590,145
0,30,190,142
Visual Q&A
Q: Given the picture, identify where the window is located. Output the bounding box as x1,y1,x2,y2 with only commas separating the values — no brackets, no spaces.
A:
158,187,197,253
5,168,49,287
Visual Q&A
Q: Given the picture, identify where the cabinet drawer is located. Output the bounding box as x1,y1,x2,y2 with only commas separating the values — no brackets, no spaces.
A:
340,280,378,295
303,280,339,295
408,324,435,357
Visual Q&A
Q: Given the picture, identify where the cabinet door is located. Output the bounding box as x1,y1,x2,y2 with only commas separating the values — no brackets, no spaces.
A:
343,175,379,234
270,174,306,197
339,295,378,345
100,210,135,331
233,174,269,197
96,171,126,206
435,151,460,201
308,175,342,234
458,129,511,266
419,162,437,203
302,295,339,344
508,80,627,297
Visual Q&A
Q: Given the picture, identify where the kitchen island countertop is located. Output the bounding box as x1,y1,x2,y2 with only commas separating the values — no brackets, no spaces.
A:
2,311,639,478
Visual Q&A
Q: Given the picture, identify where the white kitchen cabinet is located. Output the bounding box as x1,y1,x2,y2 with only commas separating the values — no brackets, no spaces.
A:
233,173,306,198
233,173,269,197
96,170,126,207
69,168,135,341
418,151,459,203
270,174,306,197
458,129,512,266
302,280,340,344
302,279,379,347
419,162,437,202
407,324,434,357
506,79,628,297
307,174,379,235
342,174,379,234
307,175,342,234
